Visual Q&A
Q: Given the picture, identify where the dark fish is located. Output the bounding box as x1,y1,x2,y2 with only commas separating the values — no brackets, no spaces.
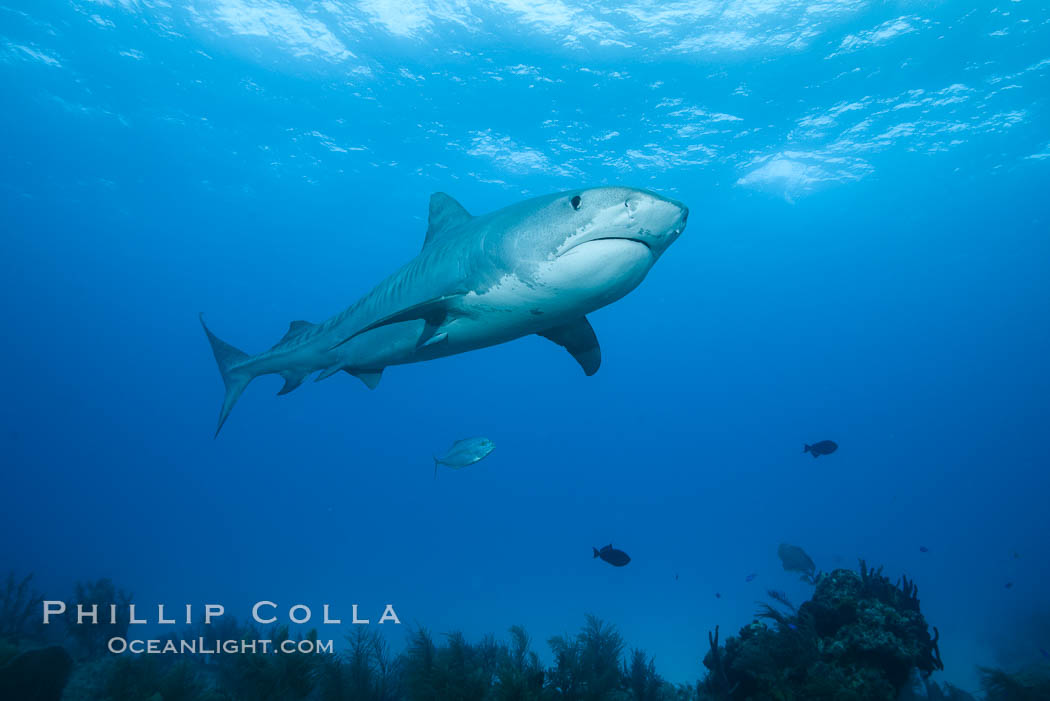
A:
1040,648,1049,660
675,573,679,581
778,543,815,576
1005,582,1013,589
593,544,630,567
1012,551,1020,559
803,440,838,458
745,573,757,582
919,546,929,553
715,592,721,598
787,623,797,631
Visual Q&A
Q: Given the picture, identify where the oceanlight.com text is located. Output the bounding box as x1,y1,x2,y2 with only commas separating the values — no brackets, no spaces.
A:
107,637,335,655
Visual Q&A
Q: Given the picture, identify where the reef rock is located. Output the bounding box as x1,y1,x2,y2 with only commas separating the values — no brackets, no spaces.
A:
0,645,73,701
701,561,942,701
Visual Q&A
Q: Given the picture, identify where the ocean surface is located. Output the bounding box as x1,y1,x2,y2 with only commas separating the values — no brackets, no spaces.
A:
1,0,1048,694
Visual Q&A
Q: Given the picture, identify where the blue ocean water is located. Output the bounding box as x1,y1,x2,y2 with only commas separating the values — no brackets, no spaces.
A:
1,0,1048,694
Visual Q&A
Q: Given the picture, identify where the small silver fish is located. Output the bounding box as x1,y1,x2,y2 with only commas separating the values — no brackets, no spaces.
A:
434,437,495,477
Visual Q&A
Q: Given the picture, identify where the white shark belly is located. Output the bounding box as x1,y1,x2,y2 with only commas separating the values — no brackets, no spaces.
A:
419,239,654,359
265,240,654,371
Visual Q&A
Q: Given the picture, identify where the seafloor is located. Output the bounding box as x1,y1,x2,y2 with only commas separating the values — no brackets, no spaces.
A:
2,560,1048,700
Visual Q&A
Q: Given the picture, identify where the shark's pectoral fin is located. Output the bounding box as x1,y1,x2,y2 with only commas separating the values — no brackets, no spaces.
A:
277,370,310,395
328,295,459,351
538,317,601,376
346,369,383,390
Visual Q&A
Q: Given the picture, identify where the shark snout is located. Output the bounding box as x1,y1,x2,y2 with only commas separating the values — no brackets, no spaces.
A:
667,203,688,236
648,197,689,252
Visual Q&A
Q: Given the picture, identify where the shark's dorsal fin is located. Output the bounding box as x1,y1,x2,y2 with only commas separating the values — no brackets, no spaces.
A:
424,193,471,248
538,317,601,376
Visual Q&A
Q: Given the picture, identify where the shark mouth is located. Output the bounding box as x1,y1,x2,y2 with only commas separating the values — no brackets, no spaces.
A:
557,235,654,258
590,236,652,250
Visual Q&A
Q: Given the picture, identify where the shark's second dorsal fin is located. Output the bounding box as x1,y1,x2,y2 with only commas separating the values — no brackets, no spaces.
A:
275,320,314,346
424,193,471,248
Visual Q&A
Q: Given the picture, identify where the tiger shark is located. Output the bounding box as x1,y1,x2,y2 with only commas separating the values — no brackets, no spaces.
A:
202,186,688,435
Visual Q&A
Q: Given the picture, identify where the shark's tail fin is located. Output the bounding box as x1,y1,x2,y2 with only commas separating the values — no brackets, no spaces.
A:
593,547,600,559
200,313,255,437
803,444,810,454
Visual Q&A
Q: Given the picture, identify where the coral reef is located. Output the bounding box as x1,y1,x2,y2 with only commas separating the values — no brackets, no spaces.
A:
983,607,1050,671
65,578,133,661
547,614,625,699
0,645,72,701
3,566,1043,701
0,571,44,644
979,663,1050,701
314,626,402,700
698,560,944,701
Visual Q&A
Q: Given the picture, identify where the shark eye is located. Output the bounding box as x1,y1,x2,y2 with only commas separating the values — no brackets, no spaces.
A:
570,195,581,210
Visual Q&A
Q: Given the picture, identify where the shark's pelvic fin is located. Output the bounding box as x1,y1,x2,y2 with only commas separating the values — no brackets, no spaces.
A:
347,369,383,390
420,331,448,348
315,364,344,382
277,370,309,396
417,316,445,349
314,366,384,389
200,313,256,436
538,316,602,376
423,193,472,248
327,295,458,351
